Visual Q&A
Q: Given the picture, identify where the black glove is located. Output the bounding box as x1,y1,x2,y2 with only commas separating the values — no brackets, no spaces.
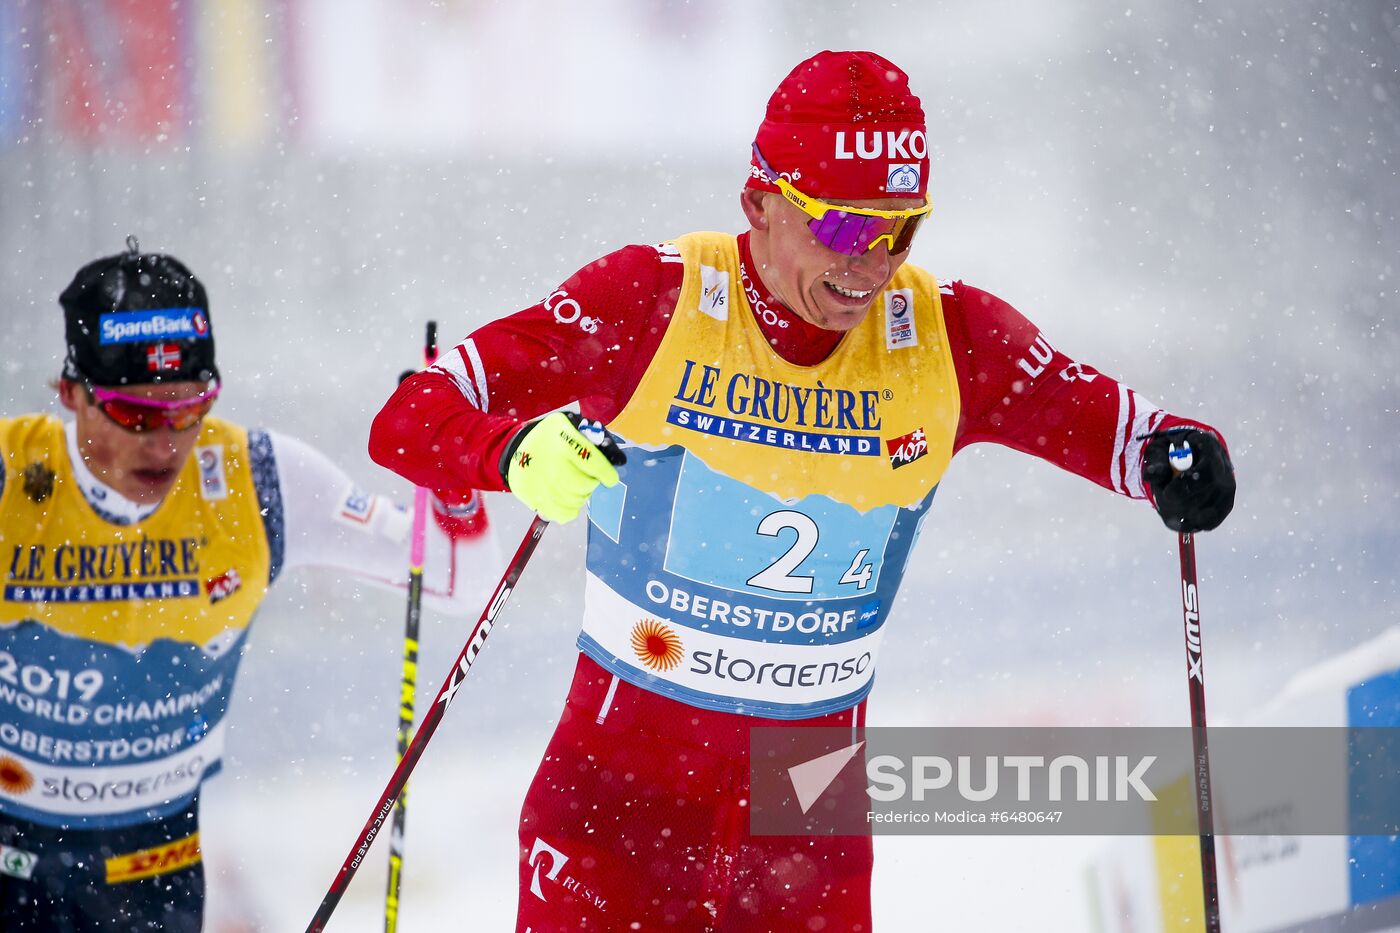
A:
1141,427,1235,533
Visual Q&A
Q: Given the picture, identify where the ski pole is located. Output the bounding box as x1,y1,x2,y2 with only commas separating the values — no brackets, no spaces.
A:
307,515,549,933
1179,530,1221,931
382,322,438,933
1165,431,1222,931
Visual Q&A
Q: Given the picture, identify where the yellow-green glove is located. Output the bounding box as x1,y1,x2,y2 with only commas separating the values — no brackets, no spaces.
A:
500,412,626,523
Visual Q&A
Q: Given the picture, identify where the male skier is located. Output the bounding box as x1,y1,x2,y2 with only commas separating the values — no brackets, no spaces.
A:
0,241,493,931
371,50,1235,931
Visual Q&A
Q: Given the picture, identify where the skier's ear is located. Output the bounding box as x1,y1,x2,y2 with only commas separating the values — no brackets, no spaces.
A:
740,188,771,232
57,378,83,413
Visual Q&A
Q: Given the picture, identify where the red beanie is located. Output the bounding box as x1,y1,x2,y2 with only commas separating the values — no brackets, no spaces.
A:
747,50,928,202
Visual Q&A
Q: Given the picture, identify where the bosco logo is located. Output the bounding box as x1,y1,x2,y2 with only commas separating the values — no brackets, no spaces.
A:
545,288,601,334
545,288,581,324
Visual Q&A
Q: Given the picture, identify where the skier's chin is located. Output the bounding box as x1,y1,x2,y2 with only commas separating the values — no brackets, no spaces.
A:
807,293,874,332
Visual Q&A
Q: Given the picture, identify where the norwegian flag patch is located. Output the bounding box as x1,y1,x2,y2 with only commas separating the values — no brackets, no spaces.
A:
146,342,182,371
886,428,928,470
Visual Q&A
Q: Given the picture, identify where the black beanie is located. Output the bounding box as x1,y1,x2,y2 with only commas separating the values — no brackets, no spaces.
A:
60,237,219,387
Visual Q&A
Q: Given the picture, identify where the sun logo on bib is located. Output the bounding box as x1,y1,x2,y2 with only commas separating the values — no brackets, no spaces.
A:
0,756,34,795
631,619,684,672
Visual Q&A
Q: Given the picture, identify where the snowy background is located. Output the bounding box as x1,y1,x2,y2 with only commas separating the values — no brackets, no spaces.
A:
1,0,1397,929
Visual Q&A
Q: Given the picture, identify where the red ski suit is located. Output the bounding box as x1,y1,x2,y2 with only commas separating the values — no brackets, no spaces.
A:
370,234,1220,931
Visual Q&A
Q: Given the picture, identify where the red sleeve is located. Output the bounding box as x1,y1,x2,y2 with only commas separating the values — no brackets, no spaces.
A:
369,244,682,494
942,281,1226,502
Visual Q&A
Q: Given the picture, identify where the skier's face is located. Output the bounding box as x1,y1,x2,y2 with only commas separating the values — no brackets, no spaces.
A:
59,379,209,504
742,189,913,332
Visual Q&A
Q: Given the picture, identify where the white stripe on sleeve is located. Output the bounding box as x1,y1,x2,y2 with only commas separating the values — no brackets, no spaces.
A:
1110,383,1130,494
463,338,490,414
429,346,481,410
1124,403,1165,499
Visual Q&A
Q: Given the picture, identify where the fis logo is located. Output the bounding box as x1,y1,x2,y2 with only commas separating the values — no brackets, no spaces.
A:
699,265,729,321
886,428,928,470
1182,581,1202,682
703,282,725,311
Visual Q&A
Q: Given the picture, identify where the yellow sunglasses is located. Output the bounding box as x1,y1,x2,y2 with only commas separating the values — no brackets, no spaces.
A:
753,144,932,256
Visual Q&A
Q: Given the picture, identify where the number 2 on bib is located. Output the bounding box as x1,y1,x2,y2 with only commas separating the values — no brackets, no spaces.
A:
745,510,875,594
